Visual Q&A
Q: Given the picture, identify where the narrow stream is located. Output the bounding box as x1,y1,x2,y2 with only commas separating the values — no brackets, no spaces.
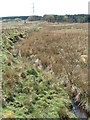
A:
71,99,88,120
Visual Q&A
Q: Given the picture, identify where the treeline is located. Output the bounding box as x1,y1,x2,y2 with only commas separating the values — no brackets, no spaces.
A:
2,16,28,20
43,14,89,23
2,14,90,23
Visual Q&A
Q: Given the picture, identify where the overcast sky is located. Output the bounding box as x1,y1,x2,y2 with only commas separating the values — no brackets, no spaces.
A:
0,0,89,17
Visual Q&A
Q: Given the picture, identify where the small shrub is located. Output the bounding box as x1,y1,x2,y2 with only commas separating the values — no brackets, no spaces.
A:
28,104,34,113
17,82,23,93
27,68,38,77
21,72,26,79
6,93,15,103
23,87,29,94
58,107,69,119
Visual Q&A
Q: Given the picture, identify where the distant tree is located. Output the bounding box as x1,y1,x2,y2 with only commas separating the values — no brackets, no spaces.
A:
64,15,68,22
27,16,42,21
43,15,55,23
15,18,22,22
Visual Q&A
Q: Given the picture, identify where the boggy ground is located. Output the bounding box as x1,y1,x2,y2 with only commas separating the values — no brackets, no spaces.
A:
1,21,89,118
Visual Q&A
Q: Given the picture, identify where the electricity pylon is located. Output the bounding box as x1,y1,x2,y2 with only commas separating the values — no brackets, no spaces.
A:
32,1,35,15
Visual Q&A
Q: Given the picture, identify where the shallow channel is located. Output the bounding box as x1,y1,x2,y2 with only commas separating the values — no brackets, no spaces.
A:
71,99,88,120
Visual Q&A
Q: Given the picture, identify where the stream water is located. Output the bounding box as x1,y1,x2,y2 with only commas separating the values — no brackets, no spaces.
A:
71,99,88,120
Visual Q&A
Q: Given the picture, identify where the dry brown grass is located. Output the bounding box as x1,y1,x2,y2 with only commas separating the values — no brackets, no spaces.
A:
15,22,88,93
